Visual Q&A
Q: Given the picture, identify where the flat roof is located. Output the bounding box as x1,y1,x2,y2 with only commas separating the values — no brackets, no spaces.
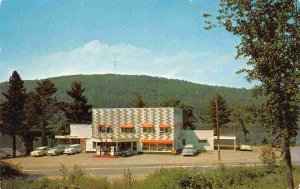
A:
92,107,182,111
214,136,236,140
90,138,139,143
55,136,87,139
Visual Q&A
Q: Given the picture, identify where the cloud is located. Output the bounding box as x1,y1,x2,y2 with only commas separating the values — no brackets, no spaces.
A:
2,40,250,88
0,0,3,7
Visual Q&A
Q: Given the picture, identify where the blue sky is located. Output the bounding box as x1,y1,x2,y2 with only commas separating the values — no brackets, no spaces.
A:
0,0,253,88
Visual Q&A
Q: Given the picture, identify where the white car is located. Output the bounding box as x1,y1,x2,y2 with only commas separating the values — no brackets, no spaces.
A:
47,145,67,156
30,146,49,157
64,144,81,155
239,144,252,151
182,144,198,156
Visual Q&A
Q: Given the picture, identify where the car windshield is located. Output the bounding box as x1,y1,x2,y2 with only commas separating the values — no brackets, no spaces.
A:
70,145,79,147
184,147,194,150
35,147,46,150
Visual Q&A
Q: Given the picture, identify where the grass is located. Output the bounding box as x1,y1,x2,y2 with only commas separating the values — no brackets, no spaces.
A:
0,163,299,189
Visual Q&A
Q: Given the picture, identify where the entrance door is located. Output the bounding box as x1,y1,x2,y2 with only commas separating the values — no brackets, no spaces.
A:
80,140,86,152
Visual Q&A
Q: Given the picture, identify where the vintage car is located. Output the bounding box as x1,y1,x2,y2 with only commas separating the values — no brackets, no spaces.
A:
182,144,198,156
64,144,81,155
118,148,133,157
30,146,49,157
239,144,252,151
0,149,12,159
47,145,67,156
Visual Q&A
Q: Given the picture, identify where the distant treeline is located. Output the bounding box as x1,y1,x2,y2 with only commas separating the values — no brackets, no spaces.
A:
0,74,263,117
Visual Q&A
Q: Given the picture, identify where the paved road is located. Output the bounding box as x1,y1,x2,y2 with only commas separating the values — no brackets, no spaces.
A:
25,163,264,179
25,161,300,180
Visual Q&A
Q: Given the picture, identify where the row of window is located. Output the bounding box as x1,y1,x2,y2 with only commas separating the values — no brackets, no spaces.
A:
142,143,173,151
97,127,170,134
182,138,207,146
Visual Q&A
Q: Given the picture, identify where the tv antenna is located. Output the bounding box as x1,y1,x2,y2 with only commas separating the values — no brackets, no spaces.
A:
113,54,119,108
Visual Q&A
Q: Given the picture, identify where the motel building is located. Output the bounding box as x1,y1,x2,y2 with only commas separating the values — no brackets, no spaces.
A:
56,107,236,155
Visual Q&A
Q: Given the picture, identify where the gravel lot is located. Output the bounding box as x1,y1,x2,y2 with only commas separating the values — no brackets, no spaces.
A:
4,146,297,169
3,146,299,178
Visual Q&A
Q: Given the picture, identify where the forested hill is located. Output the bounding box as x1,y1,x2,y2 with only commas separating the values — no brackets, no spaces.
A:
0,74,262,115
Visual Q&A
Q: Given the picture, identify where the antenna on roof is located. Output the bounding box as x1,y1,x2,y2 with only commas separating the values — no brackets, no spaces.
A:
113,54,119,108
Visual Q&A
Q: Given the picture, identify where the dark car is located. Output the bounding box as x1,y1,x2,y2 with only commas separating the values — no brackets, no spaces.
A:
118,148,133,157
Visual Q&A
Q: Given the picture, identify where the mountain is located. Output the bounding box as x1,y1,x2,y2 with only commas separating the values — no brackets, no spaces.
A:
0,74,262,117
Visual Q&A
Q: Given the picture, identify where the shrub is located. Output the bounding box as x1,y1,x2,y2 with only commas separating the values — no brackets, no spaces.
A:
0,160,27,180
261,136,268,145
177,171,212,189
259,145,282,169
68,164,85,184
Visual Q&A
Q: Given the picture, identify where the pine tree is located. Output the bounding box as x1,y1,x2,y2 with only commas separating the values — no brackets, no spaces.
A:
0,71,27,157
64,81,92,124
131,91,146,108
202,94,231,132
25,79,58,146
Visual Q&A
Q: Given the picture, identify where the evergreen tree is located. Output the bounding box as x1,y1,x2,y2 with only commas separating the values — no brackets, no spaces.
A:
204,1,299,187
131,91,146,108
202,94,231,132
64,81,92,124
48,111,68,137
0,71,27,157
25,79,58,146
161,98,197,130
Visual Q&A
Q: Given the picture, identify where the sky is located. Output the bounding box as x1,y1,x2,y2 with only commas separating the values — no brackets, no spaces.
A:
0,0,254,88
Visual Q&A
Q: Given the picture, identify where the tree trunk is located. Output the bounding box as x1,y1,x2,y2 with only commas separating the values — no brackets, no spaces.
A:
42,131,48,146
283,141,294,189
12,133,16,157
24,137,34,155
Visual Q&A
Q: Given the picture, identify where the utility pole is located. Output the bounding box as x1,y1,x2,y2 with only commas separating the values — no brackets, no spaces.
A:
215,97,221,161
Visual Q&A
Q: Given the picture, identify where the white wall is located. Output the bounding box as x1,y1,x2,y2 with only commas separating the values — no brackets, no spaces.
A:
70,124,93,138
85,138,96,152
183,130,214,151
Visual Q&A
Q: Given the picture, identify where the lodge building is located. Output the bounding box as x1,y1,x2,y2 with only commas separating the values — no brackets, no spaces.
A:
56,107,236,154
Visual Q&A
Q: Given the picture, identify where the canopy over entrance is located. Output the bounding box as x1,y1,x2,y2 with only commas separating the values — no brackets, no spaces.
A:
214,136,236,150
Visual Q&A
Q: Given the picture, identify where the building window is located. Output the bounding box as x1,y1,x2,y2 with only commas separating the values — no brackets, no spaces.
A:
121,128,133,133
182,139,186,146
142,143,173,151
106,128,113,133
143,128,154,133
150,143,157,151
98,125,113,133
142,143,150,151
160,128,169,134
199,139,207,143
98,125,106,133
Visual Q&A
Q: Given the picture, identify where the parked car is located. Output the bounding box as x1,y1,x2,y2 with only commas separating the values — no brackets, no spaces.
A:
47,145,67,156
239,144,252,151
0,149,11,159
118,148,133,157
182,144,198,156
30,146,49,157
64,144,81,155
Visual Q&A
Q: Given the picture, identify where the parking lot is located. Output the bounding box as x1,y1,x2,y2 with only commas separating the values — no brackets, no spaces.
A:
4,146,300,178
